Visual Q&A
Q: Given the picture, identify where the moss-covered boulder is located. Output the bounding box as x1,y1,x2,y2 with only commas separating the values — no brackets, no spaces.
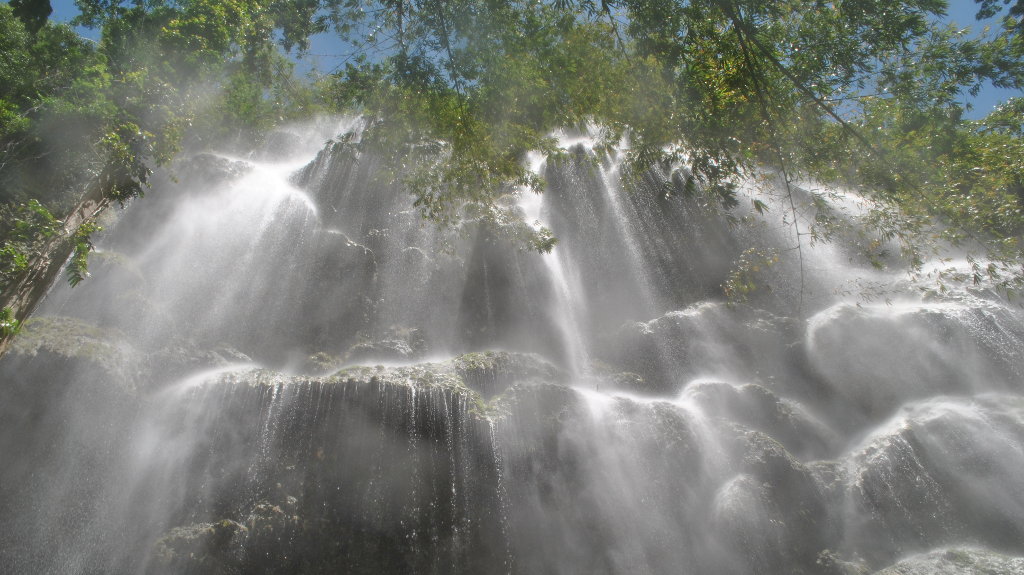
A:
452,350,564,398
336,326,427,365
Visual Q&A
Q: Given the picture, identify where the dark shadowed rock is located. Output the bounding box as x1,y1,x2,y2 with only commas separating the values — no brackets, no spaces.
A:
712,429,834,574
841,396,1024,565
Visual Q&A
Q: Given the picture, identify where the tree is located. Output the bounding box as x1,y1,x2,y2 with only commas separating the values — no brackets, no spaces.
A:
3,0,1024,356
0,0,331,357
9,0,52,34
315,0,1024,301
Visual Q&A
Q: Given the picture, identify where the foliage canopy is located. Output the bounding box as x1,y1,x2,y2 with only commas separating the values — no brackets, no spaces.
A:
311,0,1024,297
1,0,1024,352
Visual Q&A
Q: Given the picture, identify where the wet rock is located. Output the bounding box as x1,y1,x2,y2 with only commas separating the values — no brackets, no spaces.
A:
684,381,837,459
0,316,146,573
602,302,801,395
344,338,416,364
494,387,715,575
712,429,834,573
331,362,465,393
805,301,1024,425
871,547,1024,575
147,341,253,386
301,351,344,374
591,368,647,394
8,315,139,389
296,229,378,354
815,550,872,575
712,473,792,574
291,140,396,233
453,351,564,398
807,460,850,528
344,326,427,365
842,396,1024,564
178,154,253,186
140,363,506,574
331,350,564,404
542,147,741,328
151,520,247,574
239,500,302,565
291,138,358,191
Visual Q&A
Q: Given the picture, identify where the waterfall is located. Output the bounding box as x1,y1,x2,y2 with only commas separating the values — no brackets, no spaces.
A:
2,119,1024,574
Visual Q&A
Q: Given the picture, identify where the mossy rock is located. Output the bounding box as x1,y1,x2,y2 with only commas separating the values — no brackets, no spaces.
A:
146,341,253,386
247,501,298,537
301,351,344,374
178,153,253,186
814,550,872,575
344,338,416,363
14,316,130,365
872,548,1024,574
151,520,248,574
10,316,139,387
331,362,466,392
683,380,837,459
342,327,428,365
452,351,564,398
332,350,563,398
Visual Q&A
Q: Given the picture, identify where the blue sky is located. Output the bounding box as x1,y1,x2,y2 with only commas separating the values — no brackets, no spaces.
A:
48,0,1022,117
944,0,1022,116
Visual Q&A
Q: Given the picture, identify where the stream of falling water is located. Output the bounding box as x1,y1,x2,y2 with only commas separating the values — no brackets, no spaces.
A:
517,150,591,379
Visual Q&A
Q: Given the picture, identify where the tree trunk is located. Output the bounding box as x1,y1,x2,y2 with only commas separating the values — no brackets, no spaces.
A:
0,182,109,358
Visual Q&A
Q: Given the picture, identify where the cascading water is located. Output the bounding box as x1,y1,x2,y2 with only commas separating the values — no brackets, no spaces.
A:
2,118,1024,574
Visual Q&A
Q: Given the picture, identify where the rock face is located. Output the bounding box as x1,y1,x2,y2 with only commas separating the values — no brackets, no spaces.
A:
683,380,837,459
840,397,1024,564
136,372,505,574
805,301,1024,426
3,122,1024,574
602,303,803,396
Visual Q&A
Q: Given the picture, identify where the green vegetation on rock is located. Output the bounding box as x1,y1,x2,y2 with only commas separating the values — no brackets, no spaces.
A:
13,315,132,369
